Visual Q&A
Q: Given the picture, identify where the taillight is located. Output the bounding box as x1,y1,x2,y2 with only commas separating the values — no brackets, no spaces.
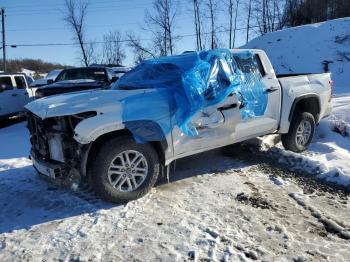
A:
329,80,334,102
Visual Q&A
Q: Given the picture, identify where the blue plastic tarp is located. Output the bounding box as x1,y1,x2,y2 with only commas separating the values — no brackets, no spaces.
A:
113,48,268,143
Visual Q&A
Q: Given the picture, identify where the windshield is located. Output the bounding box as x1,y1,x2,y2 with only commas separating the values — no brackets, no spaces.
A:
46,69,62,79
113,63,183,90
55,68,107,82
112,53,201,90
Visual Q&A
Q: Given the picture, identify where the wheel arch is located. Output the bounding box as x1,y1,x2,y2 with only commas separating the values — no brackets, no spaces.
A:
83,122,168,177
288,94,321,123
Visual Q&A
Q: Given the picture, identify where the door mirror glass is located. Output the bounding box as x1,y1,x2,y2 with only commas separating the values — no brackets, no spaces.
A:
46,79,54,85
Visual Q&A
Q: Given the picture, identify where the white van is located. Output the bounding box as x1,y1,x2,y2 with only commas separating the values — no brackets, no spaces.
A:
0,73,36,119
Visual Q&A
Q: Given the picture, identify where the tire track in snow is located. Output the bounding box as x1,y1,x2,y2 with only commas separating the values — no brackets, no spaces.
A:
289,192,350,240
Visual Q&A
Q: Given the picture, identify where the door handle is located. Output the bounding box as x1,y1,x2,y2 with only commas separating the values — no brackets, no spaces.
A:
11,93,18,96
266,86,279,93
219,103,238,111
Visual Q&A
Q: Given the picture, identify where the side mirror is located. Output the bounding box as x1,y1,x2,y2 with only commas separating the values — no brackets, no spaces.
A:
111,76,119,83
46,79,54,85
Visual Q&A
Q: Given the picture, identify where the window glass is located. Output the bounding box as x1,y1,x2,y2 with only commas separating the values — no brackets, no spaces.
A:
46,69,62,79
15,76,27,89
234,55,259,74
0,76,14,90
55,68,107,82
254,54,266,76
233,54,266,76
26,76,34,85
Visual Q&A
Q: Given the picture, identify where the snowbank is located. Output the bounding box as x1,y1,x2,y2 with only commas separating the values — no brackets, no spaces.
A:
0,122,32,171
244,17,350,94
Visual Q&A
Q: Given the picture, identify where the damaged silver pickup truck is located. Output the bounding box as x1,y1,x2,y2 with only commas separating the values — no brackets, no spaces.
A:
25,49,333,203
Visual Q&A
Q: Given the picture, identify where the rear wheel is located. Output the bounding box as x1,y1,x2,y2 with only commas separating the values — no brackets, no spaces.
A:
89,136,160,203
282,112,315,153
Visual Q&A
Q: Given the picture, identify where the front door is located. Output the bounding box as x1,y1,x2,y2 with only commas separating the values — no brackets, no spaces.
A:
172,93,241,156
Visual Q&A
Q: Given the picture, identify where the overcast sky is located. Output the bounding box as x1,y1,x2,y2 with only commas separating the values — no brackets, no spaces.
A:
1,0,251,66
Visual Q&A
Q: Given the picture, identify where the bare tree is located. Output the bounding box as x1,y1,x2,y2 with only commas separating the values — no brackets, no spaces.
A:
102,30,126,65
192,0,203,51
206,0,219,49
253,0,285,35
126,32,156,64
282,0,350,27
86,42,99,65
225,0,240,48
63,0,91,66
226,0,234,48
246,0,252,43
232,0,240,48
145,0,180,56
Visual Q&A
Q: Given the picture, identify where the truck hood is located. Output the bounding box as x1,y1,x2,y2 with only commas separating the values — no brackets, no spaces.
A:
25,89,147,119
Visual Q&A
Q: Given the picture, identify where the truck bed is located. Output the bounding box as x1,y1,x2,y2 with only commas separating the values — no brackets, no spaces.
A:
277,72,332,133
277,73,313,78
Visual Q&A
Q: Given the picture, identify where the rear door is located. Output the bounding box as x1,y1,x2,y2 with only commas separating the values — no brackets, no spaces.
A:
233,51,282,140
257,52,282,124
0,76,19,116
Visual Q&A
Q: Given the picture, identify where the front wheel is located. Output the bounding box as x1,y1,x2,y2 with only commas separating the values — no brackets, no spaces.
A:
281,112,315,153
89,136,160,203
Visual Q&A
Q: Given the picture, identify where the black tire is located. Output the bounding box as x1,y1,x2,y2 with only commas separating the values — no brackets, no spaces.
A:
282,112,315,153
89,136,160,203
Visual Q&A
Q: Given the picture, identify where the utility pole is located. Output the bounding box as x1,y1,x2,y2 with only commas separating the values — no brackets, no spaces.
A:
1,8,6,72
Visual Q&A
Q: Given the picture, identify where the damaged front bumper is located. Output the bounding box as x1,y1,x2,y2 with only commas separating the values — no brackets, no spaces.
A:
26,111,92,184
30,150,66,179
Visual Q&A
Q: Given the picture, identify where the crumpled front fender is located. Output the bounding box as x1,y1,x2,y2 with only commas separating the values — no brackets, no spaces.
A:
73,103,125,144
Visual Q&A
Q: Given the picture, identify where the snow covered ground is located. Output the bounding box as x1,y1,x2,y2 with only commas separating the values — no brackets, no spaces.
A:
256,94,350,187
0,122,349,261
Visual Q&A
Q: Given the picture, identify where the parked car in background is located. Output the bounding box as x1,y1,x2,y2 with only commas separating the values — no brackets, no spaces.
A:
35,67,118,98
0,73,36,119
111,66,131,79
30,69,63,88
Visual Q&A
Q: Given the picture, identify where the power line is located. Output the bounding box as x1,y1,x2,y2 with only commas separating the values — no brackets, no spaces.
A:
5,26,266,48
5,0,155,16
4,0,150,10
6,22,139,32
6,3,153,13
6,5,153,16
